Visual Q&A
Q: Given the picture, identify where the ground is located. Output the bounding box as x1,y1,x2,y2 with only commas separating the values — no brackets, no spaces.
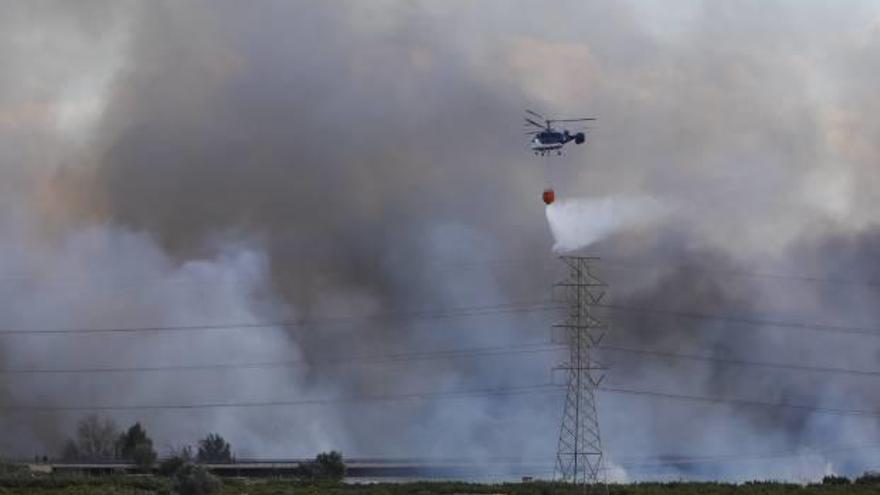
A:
0,477,877,495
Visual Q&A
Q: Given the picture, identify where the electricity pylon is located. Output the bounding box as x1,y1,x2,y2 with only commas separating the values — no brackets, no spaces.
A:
554,256,608,493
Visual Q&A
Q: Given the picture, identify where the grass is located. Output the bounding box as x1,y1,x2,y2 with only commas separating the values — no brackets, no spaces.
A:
0,477,877,495
0,475,170,495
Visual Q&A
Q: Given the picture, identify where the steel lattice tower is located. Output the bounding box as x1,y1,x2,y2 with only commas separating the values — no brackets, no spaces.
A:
554,256,608,493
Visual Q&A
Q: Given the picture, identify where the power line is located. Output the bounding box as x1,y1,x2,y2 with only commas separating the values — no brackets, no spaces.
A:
600,303,880,339
601,385,880,419
1,287,879,375
0,384,562,412
4,340,880,380
5,253,880,294
7,381,880,419
5,296,880,341
598,257,880,293
0,300,559,336
600,344,880,379
5,298,880,340
0,342,562,374
458,254,880,293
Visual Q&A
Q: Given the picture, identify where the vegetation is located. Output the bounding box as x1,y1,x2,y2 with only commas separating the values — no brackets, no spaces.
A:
2,477,880,495
0,475,170,494
299,450,346,480
116,422,158,471
0,460,27,477
173,463,222,495
159,445,195,476
158,443,222,495
158,455,189,478
223,480,880,495
60,414,120,461
0,480,878,495
821,475,850,485
41,423,880,495
854,471,880,484
196,434,232,463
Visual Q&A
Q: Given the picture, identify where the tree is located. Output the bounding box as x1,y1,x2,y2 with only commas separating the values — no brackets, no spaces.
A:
60,439,80,461
131,442,157,470
856,471,880,484
822,475,850,485
301,451,345,480
196,433,232,463
116,422,157,470
176,445,195,462
61,415,119,461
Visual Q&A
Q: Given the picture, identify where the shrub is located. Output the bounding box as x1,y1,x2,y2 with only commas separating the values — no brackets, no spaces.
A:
173,464,221,495
159,456,188,477
0,461,26,478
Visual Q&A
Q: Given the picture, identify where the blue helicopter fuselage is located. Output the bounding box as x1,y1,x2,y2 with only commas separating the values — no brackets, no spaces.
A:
531,129,584,152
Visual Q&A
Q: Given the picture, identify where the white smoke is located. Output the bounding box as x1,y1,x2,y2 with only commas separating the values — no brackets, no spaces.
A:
545,195,667,252
0,212,352,458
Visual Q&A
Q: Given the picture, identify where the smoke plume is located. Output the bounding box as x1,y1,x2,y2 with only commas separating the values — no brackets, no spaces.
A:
3,0,880,482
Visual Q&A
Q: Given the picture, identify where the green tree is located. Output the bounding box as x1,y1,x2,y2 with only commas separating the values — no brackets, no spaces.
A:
822,475,850,485
302,451,345,480
117,422,157,470
196,433,232,463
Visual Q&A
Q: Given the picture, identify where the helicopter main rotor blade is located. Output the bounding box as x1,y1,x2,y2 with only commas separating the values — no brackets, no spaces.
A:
548,118,597,123
525,109,545,120
524,117,546,128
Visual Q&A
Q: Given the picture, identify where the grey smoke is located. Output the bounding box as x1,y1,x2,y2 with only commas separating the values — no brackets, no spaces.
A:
2,0,880,482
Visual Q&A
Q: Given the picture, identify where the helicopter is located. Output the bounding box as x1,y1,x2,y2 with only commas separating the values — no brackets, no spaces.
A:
524,109,596,156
